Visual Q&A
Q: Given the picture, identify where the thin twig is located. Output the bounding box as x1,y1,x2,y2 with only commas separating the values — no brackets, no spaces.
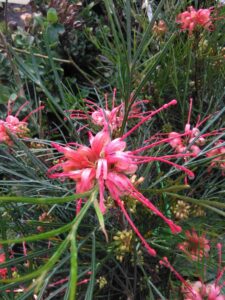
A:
0,43,72,64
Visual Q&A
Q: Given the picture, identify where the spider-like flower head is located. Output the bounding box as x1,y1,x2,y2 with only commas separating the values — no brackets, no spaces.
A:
49,99,197,256
178,229,210,261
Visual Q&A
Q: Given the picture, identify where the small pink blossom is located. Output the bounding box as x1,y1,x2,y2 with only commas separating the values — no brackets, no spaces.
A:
0,100,44,145
178,229,210,261
176,6,213,34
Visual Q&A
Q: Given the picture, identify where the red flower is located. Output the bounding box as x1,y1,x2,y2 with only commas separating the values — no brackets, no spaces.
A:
178,229,210,261
176,6,213,34
0,246,16,279
0,252,8,279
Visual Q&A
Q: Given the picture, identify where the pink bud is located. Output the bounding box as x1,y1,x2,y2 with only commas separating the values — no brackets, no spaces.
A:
190,145,201,155
185,124,191,133
5,115,20,125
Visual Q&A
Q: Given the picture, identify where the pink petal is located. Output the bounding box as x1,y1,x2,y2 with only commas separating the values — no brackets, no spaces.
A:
90,131,110,156
99,178,106,214
105,138,126,153
79,168,96,192
96,159,108,180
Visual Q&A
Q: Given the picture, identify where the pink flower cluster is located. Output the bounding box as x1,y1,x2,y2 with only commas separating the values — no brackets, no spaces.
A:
49,99,197,256
0,251,7,279
176,6,213,34
68,89,151,133
178,229,210,261
168,99,225,175
169,128,205,156
0,116,29,145
0,100,44,145
206,141,225,174
182,281,225,300
0,246,16,279
160,243,225,300
169,99,206,155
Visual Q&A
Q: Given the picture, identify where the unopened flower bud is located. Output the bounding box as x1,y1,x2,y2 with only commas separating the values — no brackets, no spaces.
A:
152,20,168,36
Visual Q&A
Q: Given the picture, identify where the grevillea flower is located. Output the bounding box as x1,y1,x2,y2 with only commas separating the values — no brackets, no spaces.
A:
0,246,16,279
48,100,197,256
0,100,44,145
176,6,213,34
160,243,225,300
168,99,207,156
168,99,225,180
178,229,210,261
182,281,225,300
0,251,7,279
206,141,225,175
67,88,152,133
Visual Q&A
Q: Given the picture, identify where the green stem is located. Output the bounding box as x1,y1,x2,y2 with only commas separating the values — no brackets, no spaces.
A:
69,233,78,300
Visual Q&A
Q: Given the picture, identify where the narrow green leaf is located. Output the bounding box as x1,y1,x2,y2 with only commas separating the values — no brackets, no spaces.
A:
69,234,78,300
0,190,91,205
93,199,108,242
85,233,96,300
0,222,71,245
142,185,190,193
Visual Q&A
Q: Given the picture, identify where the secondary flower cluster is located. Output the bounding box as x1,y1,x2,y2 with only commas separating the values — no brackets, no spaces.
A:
178,229,210,261
169,99,206,155
0,115,29,145
182,281,225,300
0,246,16,279
168,99,225,174
68,89,151,134
49,99,196,256
206,141,225,175
0,100,44,145
176,6,213,34
160,243,225,300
